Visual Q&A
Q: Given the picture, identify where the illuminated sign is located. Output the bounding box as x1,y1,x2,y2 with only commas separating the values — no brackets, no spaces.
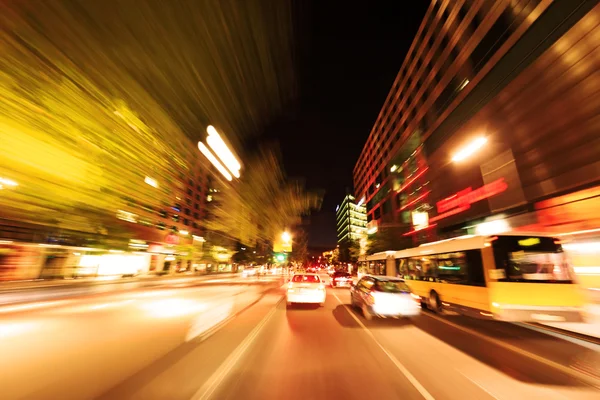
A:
518,238,541,247
412,211,429,230
165,234,180,245
436,178,508,214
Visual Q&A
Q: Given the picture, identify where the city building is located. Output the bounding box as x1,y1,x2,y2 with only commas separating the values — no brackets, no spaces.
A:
114,152,212,272
336,194,367,260
354,0,600,244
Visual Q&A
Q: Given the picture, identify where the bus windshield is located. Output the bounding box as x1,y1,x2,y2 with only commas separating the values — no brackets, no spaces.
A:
492,236,572,283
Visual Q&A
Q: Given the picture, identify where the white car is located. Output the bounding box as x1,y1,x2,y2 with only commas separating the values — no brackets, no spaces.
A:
286,273,326,307
242,267,257,277
350,276,421,320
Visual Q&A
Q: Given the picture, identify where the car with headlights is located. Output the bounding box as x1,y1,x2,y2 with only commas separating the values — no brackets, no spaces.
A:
242,267,257,278
330,271,353,288
286,273,326,307
350,276,420,320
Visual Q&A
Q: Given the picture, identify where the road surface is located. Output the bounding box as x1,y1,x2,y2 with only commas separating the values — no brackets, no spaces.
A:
1,274,598,399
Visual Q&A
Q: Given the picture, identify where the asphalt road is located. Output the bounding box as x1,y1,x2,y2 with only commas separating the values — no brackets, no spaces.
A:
0,274,282,400
1,274,599,400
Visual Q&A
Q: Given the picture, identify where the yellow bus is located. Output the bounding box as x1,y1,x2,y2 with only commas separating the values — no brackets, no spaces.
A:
358,234,587,322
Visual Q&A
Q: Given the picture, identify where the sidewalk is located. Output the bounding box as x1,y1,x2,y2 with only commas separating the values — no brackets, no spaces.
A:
540,303,600,339
0,272,239,291
0,273,241,306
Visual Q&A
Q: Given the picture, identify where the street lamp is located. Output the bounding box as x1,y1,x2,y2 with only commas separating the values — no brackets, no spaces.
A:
144,176,158,188
206,126,241,178
198,141,233,181
451,137,488,162
281,231,291,243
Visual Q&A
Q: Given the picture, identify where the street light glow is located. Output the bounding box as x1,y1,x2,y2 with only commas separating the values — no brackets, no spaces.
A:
144,176,158,188
281,231,291,243
0,177,18,187
390,165,398,172
451,137,488,162
198,141,233,181
179,230,189,236
206,125,241,178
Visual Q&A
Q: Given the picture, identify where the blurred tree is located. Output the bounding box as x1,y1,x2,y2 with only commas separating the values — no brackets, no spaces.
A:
290,229,308,264
367,227,413,255
0,0,296,242
205,147,322,246
348,240,361,262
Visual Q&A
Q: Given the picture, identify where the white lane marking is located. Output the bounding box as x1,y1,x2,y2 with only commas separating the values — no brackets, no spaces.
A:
190,296,283,400
457,371,502,400
332,292,435,400
422,312,600,388
0,300,74,314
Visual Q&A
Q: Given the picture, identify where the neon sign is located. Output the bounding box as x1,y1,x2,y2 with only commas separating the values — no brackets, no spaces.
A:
431,178,508,221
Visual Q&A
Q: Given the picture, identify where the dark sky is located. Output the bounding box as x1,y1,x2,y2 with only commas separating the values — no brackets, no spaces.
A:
262,1,428,249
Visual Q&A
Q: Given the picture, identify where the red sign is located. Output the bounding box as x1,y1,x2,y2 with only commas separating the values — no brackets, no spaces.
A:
165,234,180,245
436,178,508,214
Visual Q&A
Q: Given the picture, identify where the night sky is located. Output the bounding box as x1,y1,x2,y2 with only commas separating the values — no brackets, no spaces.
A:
262,1,428,249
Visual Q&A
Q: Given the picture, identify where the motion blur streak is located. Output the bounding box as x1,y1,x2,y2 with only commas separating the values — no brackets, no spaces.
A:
0,275,276,400
0,0,295,237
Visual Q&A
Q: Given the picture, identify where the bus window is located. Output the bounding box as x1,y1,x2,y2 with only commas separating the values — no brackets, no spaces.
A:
436,252,468,284
492,236,572,283
421,256,438,282
397,258,409,279
408,256,438,281
466,250,486,286
407,258,421,280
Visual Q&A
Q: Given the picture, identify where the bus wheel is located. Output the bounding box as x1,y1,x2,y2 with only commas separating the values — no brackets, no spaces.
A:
429,291,442,313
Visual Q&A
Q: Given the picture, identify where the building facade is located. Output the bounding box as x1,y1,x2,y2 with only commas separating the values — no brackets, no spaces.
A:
336,194,367,244
354,0,600,243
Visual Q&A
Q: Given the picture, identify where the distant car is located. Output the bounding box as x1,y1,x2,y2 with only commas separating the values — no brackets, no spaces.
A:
350,276,421,320
331,271,352,288
286,273,326,307
242,267,257,277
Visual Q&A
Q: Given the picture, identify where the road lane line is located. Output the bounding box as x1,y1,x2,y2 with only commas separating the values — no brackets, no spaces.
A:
332,292,435,400
422,312,600,389
457,371,502,400
190,296,283,400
